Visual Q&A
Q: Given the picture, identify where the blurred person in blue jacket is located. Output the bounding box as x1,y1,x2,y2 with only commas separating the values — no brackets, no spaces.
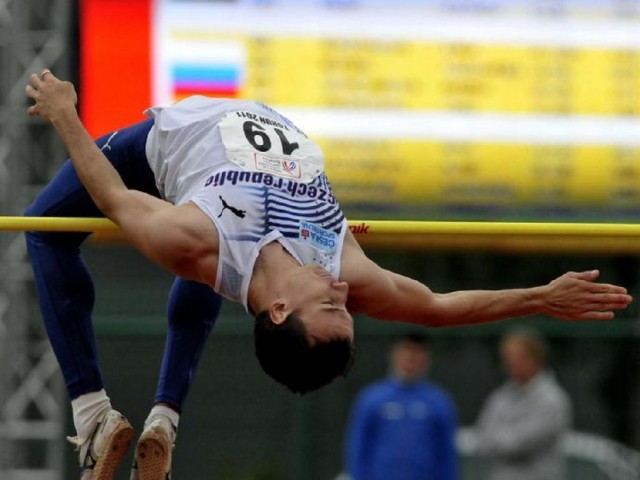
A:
475,328,572,480
345,333,458,480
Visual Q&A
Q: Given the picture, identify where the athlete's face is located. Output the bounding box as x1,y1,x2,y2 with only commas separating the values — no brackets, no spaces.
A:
282,265,354,344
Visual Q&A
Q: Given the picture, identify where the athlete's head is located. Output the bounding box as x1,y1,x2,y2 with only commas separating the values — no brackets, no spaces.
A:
253,265,355,394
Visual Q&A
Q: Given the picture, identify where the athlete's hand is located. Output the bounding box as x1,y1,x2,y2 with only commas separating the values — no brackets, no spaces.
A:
25,70,78,123
541,270,632,321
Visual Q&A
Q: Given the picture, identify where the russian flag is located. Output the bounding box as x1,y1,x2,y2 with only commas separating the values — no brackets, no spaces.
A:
81,0,247,136
172,64,241,100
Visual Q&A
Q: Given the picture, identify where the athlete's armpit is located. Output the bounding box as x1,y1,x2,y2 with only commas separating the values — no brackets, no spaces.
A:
111,193,219,285
341,238,438,323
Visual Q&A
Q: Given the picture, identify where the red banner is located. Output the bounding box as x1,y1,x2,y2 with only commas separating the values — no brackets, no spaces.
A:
80,0,152,137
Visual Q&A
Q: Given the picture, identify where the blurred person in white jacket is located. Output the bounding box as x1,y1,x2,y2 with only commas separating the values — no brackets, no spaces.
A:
475,329,572,480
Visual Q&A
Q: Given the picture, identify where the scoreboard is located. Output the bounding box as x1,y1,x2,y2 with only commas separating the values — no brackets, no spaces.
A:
82,0,640,217
163,32,640,116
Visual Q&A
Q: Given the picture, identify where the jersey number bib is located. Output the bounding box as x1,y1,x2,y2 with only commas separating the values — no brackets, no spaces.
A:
219,110,324,184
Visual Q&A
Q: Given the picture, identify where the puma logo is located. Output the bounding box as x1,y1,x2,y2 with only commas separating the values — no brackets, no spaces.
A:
100,131,119,152
218,196,246,219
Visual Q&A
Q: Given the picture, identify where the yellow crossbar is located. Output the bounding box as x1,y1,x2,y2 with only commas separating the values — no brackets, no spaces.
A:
2,216,640,238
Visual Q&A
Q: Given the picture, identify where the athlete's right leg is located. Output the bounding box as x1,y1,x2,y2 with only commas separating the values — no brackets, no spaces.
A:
24,119,156,478
25,119,156,400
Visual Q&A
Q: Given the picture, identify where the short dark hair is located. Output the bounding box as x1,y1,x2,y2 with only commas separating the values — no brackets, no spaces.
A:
396,332,431,348
254,310,355,394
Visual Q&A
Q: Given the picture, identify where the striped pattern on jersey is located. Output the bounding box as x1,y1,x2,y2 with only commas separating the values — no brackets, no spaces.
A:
225,173,345,242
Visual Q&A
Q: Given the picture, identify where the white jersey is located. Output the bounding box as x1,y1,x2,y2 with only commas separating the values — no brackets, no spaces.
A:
144,96,347,310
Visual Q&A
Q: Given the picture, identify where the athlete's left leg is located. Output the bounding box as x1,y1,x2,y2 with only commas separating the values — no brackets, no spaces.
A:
156,277,222,411
131,277,222,480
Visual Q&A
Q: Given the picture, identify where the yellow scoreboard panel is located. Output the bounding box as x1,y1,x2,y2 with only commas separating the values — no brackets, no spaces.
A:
243,37,639,116
319,140,640,207
171,31,640,116
158,4,640,214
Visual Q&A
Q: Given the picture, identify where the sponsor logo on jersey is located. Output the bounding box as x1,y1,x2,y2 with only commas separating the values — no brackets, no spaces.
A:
282,160,297,174
299,221,337,253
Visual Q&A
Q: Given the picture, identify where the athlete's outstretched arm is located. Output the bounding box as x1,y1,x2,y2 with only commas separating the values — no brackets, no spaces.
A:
25,71,218,284
342,236,633,327
367,267,631,326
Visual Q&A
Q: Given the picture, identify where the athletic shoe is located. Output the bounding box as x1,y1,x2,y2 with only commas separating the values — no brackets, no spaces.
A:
67,409,134,480
129,414,176,480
